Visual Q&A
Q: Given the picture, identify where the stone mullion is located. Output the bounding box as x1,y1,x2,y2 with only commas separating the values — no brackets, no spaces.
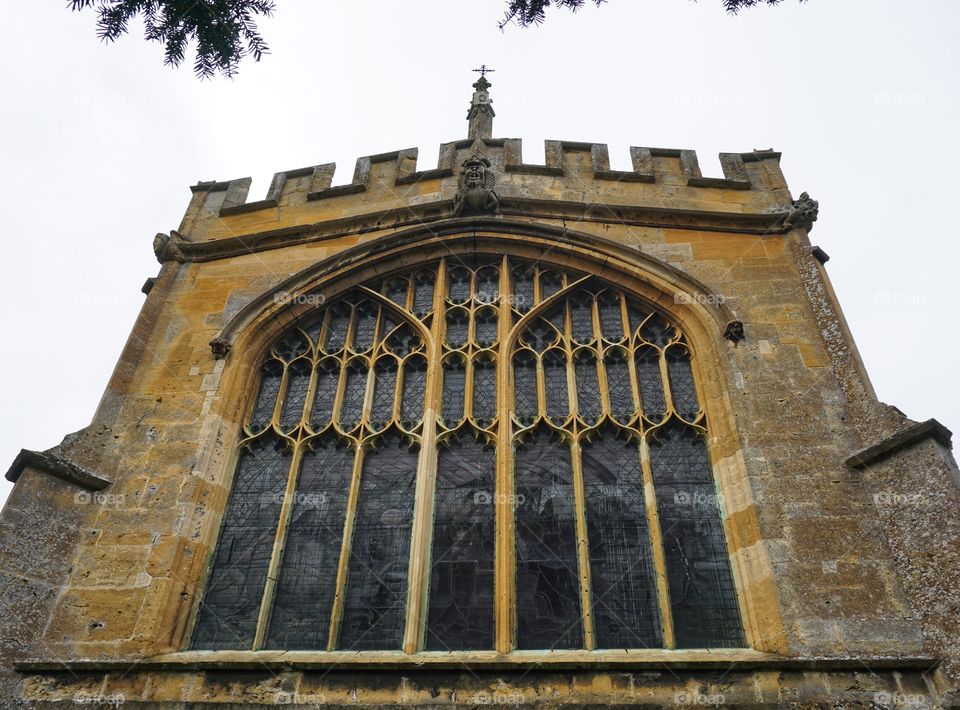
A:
495,255,516,654
639,436,676,649
658,341,676,419
563,296,595,650
621,296,645,432
326,444,368,650
402,259,446,653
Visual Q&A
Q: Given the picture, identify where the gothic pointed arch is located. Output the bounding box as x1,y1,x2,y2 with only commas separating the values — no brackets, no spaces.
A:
210,218,739,365
191,224,759,655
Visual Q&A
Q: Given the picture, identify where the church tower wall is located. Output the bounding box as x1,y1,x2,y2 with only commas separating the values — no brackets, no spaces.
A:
1,79,958,708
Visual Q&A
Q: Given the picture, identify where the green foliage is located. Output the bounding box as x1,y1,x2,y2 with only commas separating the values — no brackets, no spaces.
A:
499,0,803,27
70,0,805,79
69,0,275,78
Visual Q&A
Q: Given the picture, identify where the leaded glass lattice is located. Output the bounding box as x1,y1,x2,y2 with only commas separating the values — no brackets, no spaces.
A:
194,255,744,655
338,433,418,650
515,429,583,650
193,438,289,649
266,437,354,649
426,435,495,650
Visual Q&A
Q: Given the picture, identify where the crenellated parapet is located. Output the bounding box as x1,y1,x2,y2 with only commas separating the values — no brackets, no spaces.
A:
175,137,796,250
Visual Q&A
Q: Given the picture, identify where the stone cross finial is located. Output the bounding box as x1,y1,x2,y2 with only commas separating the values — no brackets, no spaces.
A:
467,67,495,140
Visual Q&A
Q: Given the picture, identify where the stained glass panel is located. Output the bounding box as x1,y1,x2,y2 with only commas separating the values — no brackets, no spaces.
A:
249,360,283,431
574,352,601,425
370,358,398,430
201,257,745,656
474,307,498,348
543,350,569,423
385,325,421,357
400,356,426,428
413,272,434,317
513,351,538,426
448,267,471,304
540,270,563,301
515,430,583,650
667,347,700,420
323,305,350,353
648,424,744,648
598,293,624,342
523,318,556,353
581,435,661,649
385,278,408,308
339,361,368,430
472,360,497,427
441,358,466,426
476,265,499,305
604,352,636,423
546,304,566,333
338,434,418,650
445,310,469,349
640,314,675,347
426,435,495,650
627,304,649,339
570,295,595,344
352,303,378,352
635,347,666,423
309,360,338,430
266,438,355,649
192,438,288,649
512,266,535,313
280,360,311,432
275,331,309,360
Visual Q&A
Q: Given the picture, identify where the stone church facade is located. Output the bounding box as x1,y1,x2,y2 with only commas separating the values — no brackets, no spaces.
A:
1,76,958,708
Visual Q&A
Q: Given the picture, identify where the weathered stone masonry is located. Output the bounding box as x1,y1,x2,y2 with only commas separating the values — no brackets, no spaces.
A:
1,78,957,708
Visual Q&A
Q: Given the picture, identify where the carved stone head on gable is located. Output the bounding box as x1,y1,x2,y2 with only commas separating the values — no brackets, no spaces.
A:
454,154,499,216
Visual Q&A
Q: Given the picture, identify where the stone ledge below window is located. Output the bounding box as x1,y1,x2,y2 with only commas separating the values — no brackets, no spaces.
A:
15,650,937,672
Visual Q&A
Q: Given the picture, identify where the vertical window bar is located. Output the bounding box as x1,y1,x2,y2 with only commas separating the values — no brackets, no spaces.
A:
402,260,447,653
326,446,367,650
639,436,677,648
495,255,516,653
562,293,595,650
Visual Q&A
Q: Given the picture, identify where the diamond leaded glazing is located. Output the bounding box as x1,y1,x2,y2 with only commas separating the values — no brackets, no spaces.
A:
193,255,743,652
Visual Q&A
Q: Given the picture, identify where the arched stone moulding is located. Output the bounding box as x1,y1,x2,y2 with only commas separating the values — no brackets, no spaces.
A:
185,219,785,658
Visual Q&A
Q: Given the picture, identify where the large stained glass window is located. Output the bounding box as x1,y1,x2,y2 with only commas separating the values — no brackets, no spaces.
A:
192,256,744,653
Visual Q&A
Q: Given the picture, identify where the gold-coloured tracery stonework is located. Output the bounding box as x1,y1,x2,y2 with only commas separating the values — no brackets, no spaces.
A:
191,255,745,655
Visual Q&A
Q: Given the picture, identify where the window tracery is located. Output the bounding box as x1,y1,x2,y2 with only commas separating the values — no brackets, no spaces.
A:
192,255,744,653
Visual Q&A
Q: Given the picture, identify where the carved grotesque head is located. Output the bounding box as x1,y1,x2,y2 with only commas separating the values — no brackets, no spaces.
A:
454,154,498,216
461,156,489,189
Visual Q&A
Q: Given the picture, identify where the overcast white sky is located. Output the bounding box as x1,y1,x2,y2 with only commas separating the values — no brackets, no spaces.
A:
1,1,957,504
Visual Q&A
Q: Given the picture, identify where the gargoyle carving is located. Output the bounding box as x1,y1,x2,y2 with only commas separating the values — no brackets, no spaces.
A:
783,192,819,232
209,337,232,360
453,155,499,216
152,232,186,264
724,320,745,343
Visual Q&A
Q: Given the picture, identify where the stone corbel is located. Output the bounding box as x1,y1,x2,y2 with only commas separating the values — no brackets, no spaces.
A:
153,231,186,264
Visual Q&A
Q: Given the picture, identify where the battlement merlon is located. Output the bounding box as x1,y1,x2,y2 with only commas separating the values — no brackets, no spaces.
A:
176,139,792,241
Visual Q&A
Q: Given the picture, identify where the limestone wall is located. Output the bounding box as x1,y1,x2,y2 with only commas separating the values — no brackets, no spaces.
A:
1,135,957,707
